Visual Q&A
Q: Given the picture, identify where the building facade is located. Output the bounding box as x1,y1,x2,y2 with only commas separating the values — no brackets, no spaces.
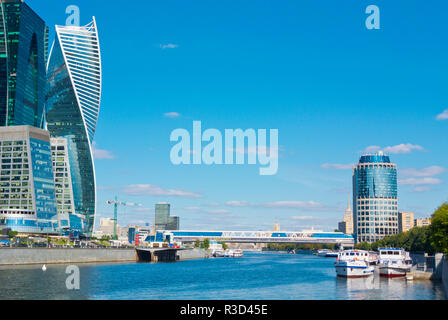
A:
155,203,180,231
338,198,354,234
45,19,102,234
398,211,414,233
353,152,398,243
0,0,48,127
0,126,59,234
415,218,431,227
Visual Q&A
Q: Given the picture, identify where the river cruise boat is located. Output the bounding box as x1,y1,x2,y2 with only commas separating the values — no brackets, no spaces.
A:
224,249,244,257
317,249,338,257
212,249,225,257
378,248,412,278
334,250,375,278
232,249,244,257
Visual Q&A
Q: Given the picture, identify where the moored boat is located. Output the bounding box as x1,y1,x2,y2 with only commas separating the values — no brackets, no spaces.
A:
233,249,244,257
317,249,339,257
334,249,375,278
212,249,225,257
378,248,412,278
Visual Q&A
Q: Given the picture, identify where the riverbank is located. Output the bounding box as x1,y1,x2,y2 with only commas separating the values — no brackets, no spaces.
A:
443,257,448,296
0,247,209,266
0,248,136,265
178,248,209,260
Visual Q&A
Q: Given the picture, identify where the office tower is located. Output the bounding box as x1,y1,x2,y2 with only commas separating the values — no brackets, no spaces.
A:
50,137,87,233
0,125,59,234
415,218,431,227
398,211,414,233
0,0,48,127
155,203,180,231
338,197,354,234
273,220,280,232
167,216,179,230
353,152,398,243
45,18,102,234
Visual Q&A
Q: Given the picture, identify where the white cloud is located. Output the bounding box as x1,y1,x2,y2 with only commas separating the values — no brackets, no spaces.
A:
122,184,203,198
184,206,232,216
384,144,424,154
92,142,114,159
291,216,315,220
164,112,181,118
364,145,381,153
321,163,353,170
160,44,179,49
225,200,335,211
411,187,431,193
225,201,250,207
399,177,443,186
363,143,424,155
401,166,445,178
436,109,448,120
400,166,445,191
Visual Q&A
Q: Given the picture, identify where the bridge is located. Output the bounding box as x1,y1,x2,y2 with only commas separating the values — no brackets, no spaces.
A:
150,230,354,247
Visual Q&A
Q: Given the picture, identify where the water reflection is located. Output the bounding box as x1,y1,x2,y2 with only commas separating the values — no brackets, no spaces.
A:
335,272,446,300
0,254,445,300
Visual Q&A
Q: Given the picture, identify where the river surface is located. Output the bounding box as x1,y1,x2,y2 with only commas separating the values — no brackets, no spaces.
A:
0,252,445,300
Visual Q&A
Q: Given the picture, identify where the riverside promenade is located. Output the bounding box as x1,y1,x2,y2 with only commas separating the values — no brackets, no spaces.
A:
0,247,208,265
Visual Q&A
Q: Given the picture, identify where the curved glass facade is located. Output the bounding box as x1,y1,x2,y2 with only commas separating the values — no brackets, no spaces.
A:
0,0,47,127
353,153,398,243
45,19,101,235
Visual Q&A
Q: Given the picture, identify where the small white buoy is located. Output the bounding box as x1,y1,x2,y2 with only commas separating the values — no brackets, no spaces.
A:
42,264,47,271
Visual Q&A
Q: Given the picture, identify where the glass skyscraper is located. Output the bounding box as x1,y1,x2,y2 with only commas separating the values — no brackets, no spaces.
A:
155,203,180,231
352,152,399,243
45,19,102,235
0,0,48,127
0,126,59,234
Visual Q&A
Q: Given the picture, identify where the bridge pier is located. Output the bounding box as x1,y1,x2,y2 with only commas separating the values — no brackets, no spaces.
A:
136,248,179,262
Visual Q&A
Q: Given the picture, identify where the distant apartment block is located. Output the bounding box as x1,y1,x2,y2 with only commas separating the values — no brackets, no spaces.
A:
0,126,59,234
94,217,128,239
398,211,415,233
415,218,431,227
155,203,179,231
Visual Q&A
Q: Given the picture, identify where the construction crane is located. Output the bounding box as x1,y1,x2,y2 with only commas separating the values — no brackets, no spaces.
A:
106,197,142,240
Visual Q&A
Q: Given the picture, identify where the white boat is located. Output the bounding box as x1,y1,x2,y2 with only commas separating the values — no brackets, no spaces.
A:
212,249,225,257
317,249,331,257
317,249,338,257
233,249,243,257
334,250,375,278
224,249,244,257
325,251,339,258
378,248,412,278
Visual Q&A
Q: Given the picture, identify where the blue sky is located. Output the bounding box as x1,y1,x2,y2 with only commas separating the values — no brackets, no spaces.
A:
31,0,448,231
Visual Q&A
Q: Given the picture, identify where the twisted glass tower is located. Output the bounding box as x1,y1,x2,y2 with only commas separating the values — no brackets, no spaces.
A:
352,152,398,243
45,19,101,234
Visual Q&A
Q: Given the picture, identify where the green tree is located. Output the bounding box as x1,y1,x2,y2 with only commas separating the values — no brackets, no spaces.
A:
430,202,448,255
220,242,228,250
203,238,210,249
8,230,18,238
194,239,201,248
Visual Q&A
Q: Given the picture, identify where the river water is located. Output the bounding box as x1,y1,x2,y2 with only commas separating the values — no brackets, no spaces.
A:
0,252,445,300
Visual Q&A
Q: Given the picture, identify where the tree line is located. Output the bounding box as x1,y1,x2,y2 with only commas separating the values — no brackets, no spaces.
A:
355,202,448,254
